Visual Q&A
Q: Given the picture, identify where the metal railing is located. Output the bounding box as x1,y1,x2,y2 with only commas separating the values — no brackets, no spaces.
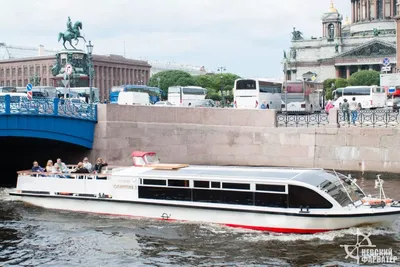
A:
338,109,399,128
0,96,97,121
277,111,329,127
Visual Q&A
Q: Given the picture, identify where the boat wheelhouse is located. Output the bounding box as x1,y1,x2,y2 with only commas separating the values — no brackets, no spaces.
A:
10,152,400,234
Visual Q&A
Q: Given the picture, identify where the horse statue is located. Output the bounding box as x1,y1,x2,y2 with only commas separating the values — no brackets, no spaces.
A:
58,21,86,50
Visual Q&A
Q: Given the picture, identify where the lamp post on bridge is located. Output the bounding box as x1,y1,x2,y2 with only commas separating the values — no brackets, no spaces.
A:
86,40,94,105
217,66,226,106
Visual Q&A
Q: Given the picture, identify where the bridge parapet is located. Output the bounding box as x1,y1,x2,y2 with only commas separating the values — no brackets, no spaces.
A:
0,95,97,121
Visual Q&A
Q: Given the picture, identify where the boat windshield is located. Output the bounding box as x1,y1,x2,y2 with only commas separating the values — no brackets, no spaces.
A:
144,154,159,165
293,170,366,207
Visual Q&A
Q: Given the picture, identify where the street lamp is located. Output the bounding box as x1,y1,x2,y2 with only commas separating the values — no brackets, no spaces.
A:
283,58,288,112
217,66,226,106
86,40,94,104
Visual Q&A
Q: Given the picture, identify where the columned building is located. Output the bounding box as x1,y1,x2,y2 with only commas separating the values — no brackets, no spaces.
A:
285,1,397,82
0,53,151,101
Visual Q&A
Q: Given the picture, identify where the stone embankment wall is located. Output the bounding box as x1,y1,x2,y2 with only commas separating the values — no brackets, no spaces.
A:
90,104,400,173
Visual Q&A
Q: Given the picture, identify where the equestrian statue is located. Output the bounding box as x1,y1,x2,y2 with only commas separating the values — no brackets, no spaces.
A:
58,17,87,50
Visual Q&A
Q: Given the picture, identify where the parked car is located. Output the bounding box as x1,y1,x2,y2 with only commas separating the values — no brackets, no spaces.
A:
392,97,400,111
154,101,173,106
193,99,215,107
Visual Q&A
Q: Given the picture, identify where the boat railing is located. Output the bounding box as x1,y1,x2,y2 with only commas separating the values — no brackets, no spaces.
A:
65,164,127,174
17,170,113,180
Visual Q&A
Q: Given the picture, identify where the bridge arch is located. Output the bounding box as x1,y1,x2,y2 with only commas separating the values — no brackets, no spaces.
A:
0,96,97,148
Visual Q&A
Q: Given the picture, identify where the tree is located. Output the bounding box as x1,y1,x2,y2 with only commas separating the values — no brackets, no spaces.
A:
194,73,240,97
348,70,380,86
148,70,196,96
335,77,349,88
323,78,336,100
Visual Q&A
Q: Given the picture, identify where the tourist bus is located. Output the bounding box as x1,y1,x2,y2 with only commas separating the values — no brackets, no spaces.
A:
109,85,162,104
233,78,283,110
167,86,207,106
333,86,386,109
282,80,323,113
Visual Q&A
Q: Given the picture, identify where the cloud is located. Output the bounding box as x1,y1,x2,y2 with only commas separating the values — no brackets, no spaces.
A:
0,0,351,77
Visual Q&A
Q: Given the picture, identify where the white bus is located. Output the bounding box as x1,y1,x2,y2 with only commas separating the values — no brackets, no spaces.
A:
233,78,283,110
333,86,386,109
168,86,207,106
283,80,323,113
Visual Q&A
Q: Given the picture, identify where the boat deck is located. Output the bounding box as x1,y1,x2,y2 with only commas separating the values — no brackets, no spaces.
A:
134,165,324,181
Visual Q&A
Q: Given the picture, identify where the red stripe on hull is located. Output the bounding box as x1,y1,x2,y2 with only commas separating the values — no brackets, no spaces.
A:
224,223,332,234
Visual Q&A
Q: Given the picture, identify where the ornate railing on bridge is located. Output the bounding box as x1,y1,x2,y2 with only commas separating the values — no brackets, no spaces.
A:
0,95,97,121
338,109,399,128
277,111,329,127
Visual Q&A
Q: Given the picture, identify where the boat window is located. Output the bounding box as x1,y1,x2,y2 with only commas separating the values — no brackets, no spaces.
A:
254,193,288,208
222,183,250,190
194,181,209,188
139,186,191,201
168,179,189,187
256,184,286,192
211,182,220,188
288,185,333,209
192,189,253,205
143,179,166,186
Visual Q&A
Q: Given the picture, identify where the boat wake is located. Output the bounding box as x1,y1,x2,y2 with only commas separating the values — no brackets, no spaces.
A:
0,187,17,202
197,222,399,242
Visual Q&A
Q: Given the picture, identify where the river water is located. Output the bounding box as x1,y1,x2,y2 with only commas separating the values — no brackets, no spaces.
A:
1,176,400,267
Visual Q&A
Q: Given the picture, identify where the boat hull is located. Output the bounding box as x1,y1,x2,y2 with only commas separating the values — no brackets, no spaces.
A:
10,193,400,234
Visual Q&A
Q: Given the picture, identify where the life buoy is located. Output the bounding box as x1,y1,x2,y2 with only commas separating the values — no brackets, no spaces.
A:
361,198,392,205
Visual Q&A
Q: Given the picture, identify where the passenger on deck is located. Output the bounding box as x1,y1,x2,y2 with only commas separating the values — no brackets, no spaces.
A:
82,157,92,172
45,160,54,172
31,161,44,172
72,162,90,174
94,158,108,174
56,158,68,173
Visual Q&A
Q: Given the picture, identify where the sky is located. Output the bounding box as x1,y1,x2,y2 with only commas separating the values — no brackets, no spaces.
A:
0,0,350,78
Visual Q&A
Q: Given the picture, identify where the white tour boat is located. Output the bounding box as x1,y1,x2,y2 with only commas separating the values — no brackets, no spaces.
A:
10,151,400,234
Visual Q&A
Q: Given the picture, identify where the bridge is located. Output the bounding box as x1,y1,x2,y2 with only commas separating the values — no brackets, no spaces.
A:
0,95,97,148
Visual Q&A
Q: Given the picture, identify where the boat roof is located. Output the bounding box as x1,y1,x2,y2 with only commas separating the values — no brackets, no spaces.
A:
136,165,326,182
131,151,156,157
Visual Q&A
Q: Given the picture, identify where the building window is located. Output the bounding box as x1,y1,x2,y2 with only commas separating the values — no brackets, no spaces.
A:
23,66,28,76
42,78,47,86
42,66,47,75
17,68,22,76
6,69,10,77
49,65,53,74
18,80,22,86
11,68,16,77
0,81,4,86
36,66,40,74
328,24,335,39
0,68,3,77
288,185,332,209
30,66,34,74
6,81,10,86
377,0,383,19
24,79,28,85
12,80,16,86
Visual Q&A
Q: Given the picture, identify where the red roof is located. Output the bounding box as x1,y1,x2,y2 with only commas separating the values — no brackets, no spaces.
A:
131,151,156,157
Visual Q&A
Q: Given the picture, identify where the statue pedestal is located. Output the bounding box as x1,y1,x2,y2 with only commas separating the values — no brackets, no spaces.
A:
51,49,90,87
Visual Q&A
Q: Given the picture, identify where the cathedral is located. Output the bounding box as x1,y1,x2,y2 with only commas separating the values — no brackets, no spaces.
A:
285,0,398,82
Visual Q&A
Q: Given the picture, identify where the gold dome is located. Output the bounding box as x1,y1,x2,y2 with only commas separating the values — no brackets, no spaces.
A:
328,1,338,13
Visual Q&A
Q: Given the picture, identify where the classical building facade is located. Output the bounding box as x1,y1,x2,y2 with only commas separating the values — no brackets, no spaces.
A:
285,0,398,82
0,53,150,101
149,61,207,76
